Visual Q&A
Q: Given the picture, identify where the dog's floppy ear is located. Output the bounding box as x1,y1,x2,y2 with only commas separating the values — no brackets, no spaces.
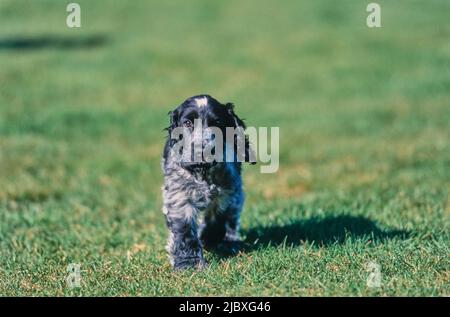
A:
166,108,179,132
164,108,180,148
225,103,256,165
225,103,246,129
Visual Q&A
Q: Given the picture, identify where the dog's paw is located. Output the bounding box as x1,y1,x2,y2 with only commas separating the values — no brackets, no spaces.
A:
173,257,207,271
215,240,246,256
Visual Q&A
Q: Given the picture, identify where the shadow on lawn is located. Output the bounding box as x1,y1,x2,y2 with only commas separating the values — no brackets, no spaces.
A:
0,35,107,51
244,215,410,247
213,215,410,257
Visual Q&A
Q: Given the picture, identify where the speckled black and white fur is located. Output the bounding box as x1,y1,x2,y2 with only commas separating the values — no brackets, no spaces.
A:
161,95,254,270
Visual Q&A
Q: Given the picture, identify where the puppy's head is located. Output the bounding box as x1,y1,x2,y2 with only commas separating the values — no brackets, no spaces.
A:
166,95,254,169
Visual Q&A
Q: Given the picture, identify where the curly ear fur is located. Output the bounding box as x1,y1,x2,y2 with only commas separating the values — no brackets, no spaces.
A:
165,109,179,147
225,103,246,129
225,103,256,165
169,109,179,130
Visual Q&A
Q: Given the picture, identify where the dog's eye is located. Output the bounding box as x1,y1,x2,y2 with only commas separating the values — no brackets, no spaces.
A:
183,120,193,128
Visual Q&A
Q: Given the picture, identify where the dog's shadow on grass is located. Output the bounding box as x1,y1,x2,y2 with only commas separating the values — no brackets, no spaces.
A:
0,35,108,51
212,215,410,257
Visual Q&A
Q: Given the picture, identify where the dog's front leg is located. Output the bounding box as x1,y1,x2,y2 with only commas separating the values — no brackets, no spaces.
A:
164,202,205,270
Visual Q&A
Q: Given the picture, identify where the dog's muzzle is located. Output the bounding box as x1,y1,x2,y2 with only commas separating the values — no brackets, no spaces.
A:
181,128,220,169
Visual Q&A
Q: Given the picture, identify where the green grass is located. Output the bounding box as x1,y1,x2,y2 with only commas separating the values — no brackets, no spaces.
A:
0,0,449,296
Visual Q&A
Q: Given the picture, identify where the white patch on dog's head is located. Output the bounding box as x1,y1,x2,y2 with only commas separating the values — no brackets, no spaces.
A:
195,97,208,108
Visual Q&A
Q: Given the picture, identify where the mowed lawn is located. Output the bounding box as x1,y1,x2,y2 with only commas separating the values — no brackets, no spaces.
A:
0,0,449,296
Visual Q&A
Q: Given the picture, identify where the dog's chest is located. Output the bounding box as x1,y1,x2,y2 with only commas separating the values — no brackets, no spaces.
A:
191,165,240,213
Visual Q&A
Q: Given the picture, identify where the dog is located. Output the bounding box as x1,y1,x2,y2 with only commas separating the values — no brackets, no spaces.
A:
161,94,254,269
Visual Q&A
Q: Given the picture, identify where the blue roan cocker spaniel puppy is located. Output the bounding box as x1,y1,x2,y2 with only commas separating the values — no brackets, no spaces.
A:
161,95,254,269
